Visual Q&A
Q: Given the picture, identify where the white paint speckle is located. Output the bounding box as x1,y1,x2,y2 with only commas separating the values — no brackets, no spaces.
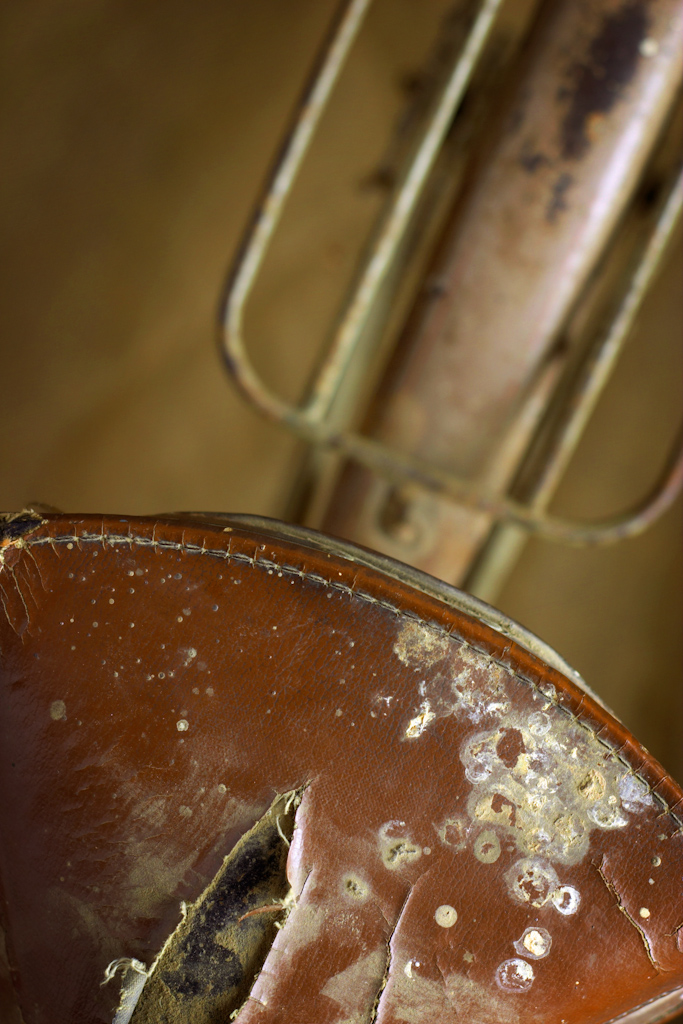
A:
435,904,457,928
474,829,501,864
217,784,227,795
514,927,552,960
50,700,67,721
462,704,640,867
341,874,369,900
551,884,581,916
405,699,436,739
639,907,650,919
587,804,628,829
619,774,655,813
176,719,189,732
528,711,551,736
178,805,193,818
394,620,449,667
639,37,658,57
506,858,559,908
437,816,469,851
183,647,197,666
497,958,534,993
404,959,421,978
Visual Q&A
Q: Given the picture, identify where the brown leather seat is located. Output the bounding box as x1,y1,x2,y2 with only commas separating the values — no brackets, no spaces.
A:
0,511,681,1023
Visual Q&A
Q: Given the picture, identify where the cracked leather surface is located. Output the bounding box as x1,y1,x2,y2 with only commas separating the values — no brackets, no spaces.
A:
0,513,681,1023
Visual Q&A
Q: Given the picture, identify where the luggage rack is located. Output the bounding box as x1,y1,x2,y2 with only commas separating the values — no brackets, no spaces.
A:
219,0,683,582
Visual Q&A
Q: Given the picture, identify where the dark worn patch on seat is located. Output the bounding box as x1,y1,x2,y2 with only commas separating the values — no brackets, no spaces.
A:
129,790,300,1024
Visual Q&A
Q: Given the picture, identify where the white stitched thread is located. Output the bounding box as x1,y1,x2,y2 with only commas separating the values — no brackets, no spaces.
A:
15,526,682,832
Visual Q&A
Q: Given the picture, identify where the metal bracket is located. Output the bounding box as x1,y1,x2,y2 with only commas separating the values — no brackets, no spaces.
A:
219,0,683,546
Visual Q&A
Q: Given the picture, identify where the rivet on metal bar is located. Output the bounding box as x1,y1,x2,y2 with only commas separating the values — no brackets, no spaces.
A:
220,0,683,546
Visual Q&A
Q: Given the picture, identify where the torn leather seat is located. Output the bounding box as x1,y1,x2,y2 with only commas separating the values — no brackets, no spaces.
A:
0,511,681,1024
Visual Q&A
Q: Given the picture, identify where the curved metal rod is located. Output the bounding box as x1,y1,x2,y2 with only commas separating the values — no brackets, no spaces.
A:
326,423,683,546
526,164,683,512
219,0,682,546
321,167,683,546
220,0,505,429
220,0,372,427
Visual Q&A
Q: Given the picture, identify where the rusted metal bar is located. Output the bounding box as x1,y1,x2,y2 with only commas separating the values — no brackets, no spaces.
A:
306,167,683,551
220,0,372,427
467,161,683,596
319,0,683,581
319,414,683,546
219,0,682,568
220,0,507,433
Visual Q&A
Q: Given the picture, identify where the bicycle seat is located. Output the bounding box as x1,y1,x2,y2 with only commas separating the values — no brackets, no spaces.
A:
0,511,681,1023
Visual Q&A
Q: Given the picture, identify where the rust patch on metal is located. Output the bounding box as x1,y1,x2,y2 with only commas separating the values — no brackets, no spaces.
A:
559,1,649,160
518,145,551,175
546,172,574,223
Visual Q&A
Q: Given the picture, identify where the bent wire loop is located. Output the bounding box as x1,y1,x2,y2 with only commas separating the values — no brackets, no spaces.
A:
219,0,683,547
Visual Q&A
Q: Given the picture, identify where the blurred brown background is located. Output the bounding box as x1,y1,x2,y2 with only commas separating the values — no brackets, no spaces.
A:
0,0,680,781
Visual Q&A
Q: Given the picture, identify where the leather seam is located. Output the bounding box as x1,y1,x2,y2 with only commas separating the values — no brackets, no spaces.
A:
18,528,683,833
